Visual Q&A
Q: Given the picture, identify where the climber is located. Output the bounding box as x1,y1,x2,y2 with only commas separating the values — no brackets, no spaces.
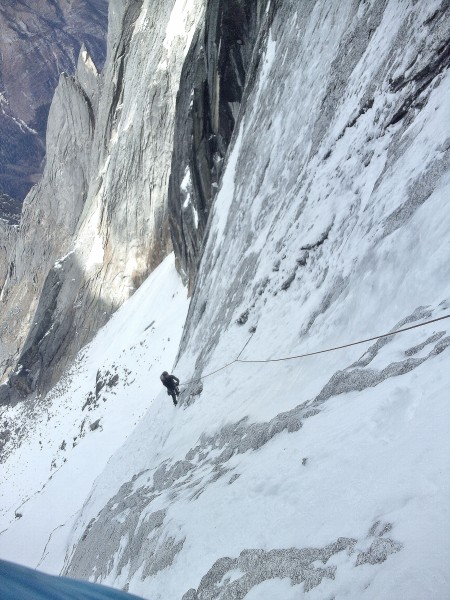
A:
160,371,180,406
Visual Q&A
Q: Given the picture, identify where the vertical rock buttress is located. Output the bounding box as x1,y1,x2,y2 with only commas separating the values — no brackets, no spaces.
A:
168,0,274,291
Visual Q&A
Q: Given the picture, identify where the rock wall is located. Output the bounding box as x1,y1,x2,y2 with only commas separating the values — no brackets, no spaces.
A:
0,0,207,402
178,0,450,386
1,0,277,399
2,0,449,410
0,1,448,597
0,56,97,399
168,0,273,289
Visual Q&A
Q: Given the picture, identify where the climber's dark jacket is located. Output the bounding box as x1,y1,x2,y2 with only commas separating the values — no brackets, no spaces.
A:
160,372,179,391
160,372,180,406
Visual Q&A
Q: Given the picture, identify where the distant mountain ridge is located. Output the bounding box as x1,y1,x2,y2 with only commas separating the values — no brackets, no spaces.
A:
0,0,107,211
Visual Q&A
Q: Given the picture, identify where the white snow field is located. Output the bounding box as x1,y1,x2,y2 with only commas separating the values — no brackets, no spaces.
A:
0,254,189,573
1,0,450,599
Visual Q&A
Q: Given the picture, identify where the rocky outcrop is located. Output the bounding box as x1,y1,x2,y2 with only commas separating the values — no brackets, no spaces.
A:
0,0,107,208
168,0,274,290
0,53,98,401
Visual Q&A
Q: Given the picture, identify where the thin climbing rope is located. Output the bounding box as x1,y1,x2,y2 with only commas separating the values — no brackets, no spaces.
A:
179,313,450,386
238,313,450,363
236,329,256,360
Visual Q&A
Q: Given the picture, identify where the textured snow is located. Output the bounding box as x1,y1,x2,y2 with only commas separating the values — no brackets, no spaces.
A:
0,255,189,573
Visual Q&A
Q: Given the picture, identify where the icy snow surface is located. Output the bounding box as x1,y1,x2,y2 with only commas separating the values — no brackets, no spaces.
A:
1,1,450,599
0,255,189,574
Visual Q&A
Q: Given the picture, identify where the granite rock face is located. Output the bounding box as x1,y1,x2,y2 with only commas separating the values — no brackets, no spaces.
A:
0,57,97,399
168,0,274,290
0,0,107,209
1,0,449,407
0,0,208,401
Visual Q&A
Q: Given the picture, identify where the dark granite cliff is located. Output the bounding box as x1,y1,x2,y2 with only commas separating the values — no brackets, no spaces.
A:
168,0,274,290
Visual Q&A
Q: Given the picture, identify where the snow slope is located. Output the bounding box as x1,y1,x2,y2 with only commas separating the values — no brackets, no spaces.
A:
0,254,189,573
0,1,449,599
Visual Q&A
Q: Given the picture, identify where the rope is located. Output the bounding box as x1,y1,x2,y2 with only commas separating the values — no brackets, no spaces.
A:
238,313,450,363
180,359,237,387
180,331,257,386
236,329,257,360
179,313,450,385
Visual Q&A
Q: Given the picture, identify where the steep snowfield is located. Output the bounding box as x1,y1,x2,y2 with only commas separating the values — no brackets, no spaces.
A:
0,254,189,572
1,1,450,599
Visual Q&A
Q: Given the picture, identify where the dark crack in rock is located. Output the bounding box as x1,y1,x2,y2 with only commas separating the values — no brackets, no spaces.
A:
168,0,276,290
